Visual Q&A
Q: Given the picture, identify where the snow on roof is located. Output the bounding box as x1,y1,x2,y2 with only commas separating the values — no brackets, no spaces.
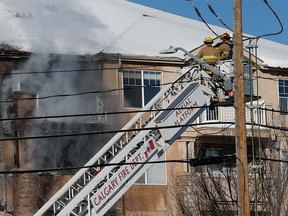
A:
0,0,288,68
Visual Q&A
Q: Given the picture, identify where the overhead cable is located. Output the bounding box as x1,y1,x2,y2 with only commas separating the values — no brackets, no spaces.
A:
0,121,238,142
243,0,283,41
186,0,218,37
0,155,237,175
1,120,288,142
0,65,182,76
2,154,288,175
206,0,233,32
257,0,284,38
0,104,227,122
0,79,199,103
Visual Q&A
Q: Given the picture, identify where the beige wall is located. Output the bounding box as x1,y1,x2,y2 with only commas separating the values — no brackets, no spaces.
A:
257,69,279,109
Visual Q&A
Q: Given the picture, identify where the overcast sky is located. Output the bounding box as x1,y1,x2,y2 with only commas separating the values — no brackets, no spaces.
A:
128,0,288,45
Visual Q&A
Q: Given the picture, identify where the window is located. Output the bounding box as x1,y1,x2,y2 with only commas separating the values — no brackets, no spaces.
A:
243,64,254,96
279,79,288,113
194,142,236,175
123,70,161,108
136,154,166,184
204,148,224,173
281,150,288,180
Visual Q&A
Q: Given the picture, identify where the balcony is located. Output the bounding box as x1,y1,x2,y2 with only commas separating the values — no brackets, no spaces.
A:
196,99,267,129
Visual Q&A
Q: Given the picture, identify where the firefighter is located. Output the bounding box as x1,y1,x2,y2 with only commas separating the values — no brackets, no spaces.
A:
196,37,220,80
196,37,220,64
216,33,233,60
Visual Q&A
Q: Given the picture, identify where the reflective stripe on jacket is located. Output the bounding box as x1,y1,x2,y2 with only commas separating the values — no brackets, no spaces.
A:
196,45,220,63
202,55,218,61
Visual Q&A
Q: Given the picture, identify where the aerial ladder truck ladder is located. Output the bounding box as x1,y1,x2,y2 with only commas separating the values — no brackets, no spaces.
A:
34,55,233,216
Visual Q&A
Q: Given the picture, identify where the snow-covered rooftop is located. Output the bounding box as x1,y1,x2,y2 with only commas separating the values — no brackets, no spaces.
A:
0,0,288,68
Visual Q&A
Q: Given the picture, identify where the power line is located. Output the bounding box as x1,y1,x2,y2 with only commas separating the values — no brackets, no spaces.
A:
259,107,288,115
0,121,237,141
0,66,202,103
0,103,230,122
186,0,218,37
190,123,234,135
0,65,180,76
1,120,288,142
0,98,286,141
0,159,189,175
205,0,284,42
0,105,287,141
0,67,227,107
242,0,284,41
206,0,233,33
252,156,288,164
2,154,288,175
257,0,284,38
4,67,105,76
0,79,199,103
0,103,285,126
0,155,237,175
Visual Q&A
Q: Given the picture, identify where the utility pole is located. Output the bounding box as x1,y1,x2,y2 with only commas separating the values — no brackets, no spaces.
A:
234,0,250,215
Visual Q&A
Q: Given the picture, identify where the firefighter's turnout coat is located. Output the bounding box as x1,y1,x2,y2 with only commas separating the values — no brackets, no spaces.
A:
196,45,220,64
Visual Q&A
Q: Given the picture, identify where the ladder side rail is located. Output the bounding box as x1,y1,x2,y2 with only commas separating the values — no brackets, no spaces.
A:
90,80,209,215
73,130,162,215
56,125,158,215
85,68,220,215
34,84,173,216
34,67,199,216
92,137,164,216
56,68,198,215
55,76,200,214
59,78,203,215
35,119,154,216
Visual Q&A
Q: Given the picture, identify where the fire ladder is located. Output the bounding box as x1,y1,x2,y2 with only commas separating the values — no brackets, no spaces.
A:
34,61,230,216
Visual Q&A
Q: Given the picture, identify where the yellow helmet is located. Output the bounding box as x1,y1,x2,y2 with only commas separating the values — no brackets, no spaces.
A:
204,37,213,44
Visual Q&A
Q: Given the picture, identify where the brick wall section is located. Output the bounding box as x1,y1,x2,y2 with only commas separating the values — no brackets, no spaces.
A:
13,173,38,216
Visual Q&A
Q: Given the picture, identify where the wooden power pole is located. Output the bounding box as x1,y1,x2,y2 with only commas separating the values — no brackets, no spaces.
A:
234,0,250,215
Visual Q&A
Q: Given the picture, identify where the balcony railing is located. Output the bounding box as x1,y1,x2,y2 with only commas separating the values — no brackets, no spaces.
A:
197,99,267,127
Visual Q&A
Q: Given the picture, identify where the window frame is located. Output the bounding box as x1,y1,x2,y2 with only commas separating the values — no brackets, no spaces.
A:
278,79,288,114
243,64,254,96
122,69,162,109
281,149,288,180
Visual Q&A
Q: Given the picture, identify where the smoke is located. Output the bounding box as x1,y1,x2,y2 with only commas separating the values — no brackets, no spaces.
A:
0,0,123,170
0,2,127,214
19,54,108,169
0,0,110,55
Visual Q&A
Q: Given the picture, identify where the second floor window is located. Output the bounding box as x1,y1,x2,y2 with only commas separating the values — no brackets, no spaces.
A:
243,64,254,96
279,79,288,114
123,70,161,108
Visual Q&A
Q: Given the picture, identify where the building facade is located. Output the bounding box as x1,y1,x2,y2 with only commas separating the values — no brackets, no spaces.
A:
1,43,288,215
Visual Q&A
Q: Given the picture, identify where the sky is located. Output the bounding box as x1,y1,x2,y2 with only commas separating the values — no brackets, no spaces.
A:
128,0,288,45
